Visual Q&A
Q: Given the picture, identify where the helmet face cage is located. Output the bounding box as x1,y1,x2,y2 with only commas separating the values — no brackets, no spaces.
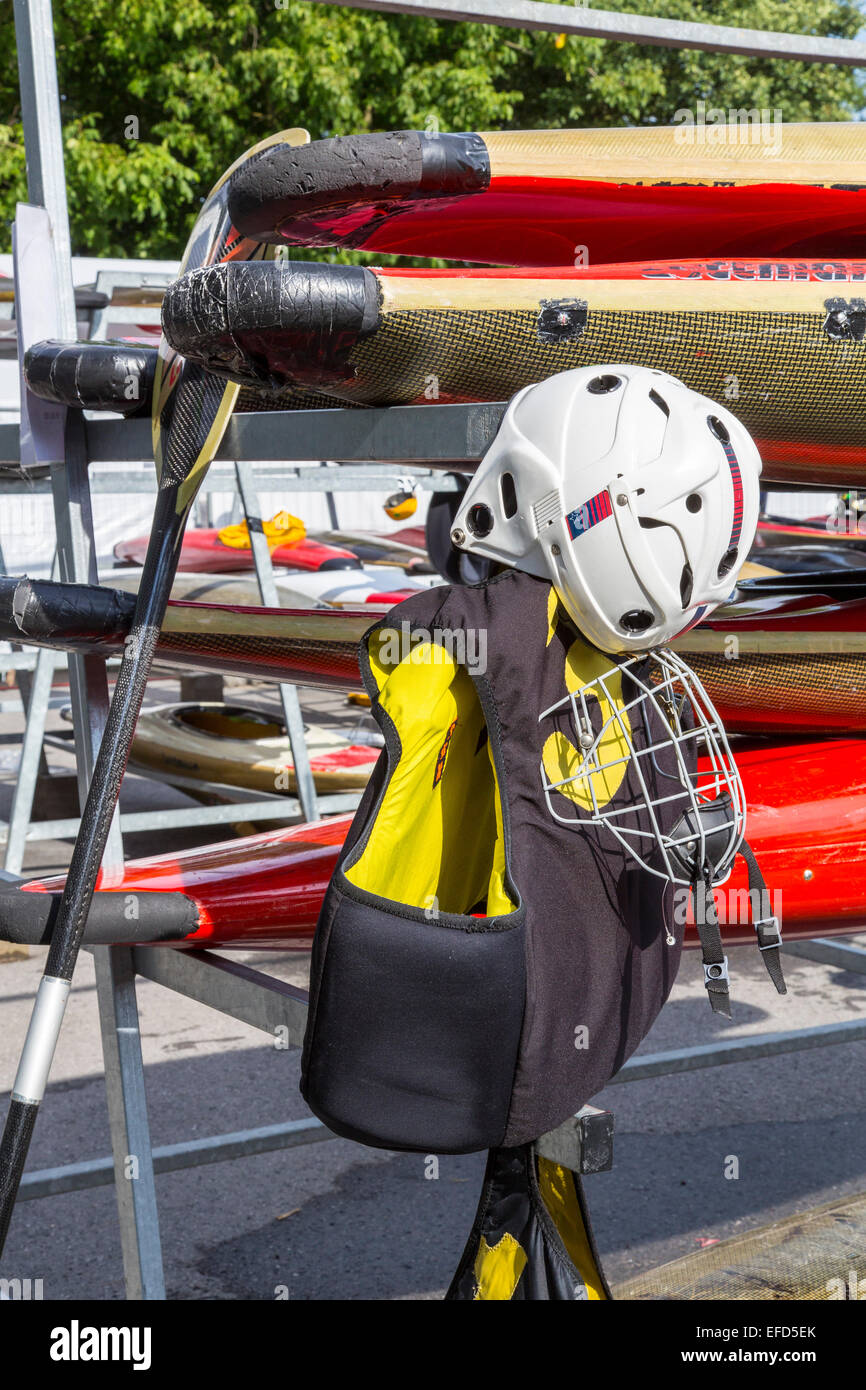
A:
538,648,745,887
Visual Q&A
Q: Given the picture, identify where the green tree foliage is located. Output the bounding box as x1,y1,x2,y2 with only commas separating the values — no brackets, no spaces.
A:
0,0,862,258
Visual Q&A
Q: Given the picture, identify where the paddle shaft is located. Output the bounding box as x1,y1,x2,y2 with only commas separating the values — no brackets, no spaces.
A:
0,483,185,1255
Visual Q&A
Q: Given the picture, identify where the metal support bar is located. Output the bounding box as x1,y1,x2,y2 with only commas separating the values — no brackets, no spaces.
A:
784,937,866,973
234,457,319,822
7,403,502,470
535,1105,614,1174
92,947,165,1299
3,646,57,876
611,1016,866,1084
0,792,361,843
0,449,469,488
320,0,866,65
131,948,311,1046
13,0,76,337
19,1117,336,1201
10,1,161,1298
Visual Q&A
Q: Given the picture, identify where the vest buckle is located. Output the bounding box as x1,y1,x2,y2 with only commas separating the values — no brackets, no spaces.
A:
703,958,729,985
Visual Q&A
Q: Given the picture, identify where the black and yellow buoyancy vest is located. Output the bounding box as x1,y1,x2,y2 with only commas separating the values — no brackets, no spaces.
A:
301,568,689,1154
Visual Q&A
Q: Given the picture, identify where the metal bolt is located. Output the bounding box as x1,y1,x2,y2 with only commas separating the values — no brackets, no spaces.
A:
451,528,465,546
551,543,561,557
804,869,813,881
579,731,594,750
616,493,628,506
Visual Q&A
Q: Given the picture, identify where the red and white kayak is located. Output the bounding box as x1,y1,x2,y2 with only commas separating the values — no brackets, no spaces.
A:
114,522,361,575
107,565,437,611
5,737,865,951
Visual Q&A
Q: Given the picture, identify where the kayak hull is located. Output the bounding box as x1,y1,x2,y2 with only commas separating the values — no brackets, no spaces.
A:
114,528,361,574
106,566,433,611
16,738,866,949
615,1188,866,1301
161,258,866,485
226,125,866,266
4,575,866,733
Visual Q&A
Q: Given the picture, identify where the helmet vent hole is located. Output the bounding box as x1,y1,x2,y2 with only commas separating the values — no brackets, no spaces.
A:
680,564,694,608
708,415,731,444
467,503,494,538
686,493,702,513
620,609,654,634
717,547,738,579
649,389,670,417
500,471,518,519
587,374,622,395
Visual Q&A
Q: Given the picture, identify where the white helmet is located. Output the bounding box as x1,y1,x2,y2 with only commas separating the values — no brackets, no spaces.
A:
451,365,762,654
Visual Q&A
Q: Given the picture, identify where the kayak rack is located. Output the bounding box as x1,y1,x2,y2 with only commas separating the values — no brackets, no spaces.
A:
5,0,866,1304
2,0,509,1300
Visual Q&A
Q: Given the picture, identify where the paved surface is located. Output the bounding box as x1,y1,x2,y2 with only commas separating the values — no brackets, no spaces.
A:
0,689,865,1300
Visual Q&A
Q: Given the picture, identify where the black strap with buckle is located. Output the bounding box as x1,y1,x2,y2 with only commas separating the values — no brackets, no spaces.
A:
693,864,731,1017
739,839,787,997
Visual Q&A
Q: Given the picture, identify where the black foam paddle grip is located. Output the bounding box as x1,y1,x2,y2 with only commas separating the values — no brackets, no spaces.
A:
0,889,200,947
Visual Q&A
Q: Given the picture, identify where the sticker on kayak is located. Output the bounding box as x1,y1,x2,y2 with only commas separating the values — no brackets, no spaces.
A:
566,490,613,541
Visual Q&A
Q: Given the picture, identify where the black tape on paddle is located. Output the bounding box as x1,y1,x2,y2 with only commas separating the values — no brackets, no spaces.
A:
24,339,158,415
0,889,200,946
161,261,380,391
227,130,490,245
0,576,135,646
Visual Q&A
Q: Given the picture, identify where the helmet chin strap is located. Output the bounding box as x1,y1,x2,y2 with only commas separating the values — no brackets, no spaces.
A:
690,831,786,1017
693,860,732,1017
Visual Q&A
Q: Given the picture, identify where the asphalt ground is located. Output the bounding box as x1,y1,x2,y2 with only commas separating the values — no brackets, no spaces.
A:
0,684,865,1300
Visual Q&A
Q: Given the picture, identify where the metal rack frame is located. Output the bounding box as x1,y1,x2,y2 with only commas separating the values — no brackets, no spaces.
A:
4,0,866,1303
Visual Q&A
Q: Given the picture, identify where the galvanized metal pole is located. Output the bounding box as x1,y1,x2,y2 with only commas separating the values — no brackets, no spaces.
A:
234,457,320,823
9,0,165,1299
319,0,866,66
13,0,76,339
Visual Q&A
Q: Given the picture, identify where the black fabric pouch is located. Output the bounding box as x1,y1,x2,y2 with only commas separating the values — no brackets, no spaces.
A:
301,601,527,1153
302,876,525,1152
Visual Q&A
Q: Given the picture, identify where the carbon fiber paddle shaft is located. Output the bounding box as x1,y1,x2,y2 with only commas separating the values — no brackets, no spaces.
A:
0,485,180,1253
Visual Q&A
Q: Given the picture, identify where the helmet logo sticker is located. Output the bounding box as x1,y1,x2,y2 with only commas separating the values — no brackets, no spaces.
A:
566,489,613,541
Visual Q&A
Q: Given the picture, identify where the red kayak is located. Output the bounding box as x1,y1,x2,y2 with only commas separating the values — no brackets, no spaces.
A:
4,738,865,951
227,125,866,267
114,527,361,574
4,574,866,734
